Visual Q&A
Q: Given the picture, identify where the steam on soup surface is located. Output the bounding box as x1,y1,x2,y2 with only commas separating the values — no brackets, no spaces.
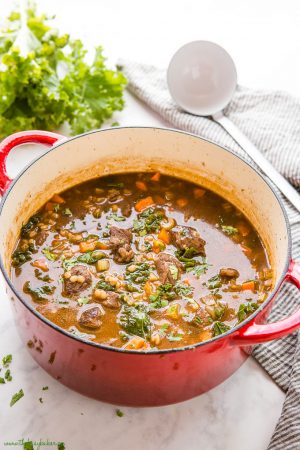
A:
11,172,272,350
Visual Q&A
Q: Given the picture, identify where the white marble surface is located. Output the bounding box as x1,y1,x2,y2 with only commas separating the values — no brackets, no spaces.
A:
3,0,300,448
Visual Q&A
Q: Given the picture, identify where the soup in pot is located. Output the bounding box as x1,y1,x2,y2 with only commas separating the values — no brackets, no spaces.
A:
11,172,273,350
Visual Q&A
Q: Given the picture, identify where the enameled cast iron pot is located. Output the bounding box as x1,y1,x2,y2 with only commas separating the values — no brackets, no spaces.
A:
0,127,300,407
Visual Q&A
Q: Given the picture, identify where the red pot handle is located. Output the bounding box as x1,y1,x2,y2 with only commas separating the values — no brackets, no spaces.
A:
0,130,65,195
233,260,300,345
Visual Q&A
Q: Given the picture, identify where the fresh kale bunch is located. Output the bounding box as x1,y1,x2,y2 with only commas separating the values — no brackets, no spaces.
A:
0,4,127,138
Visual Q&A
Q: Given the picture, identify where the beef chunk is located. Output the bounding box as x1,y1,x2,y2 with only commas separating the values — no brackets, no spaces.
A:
155,253,183,285
79,306,103,329
35,231,48,246
170,226,206,255
102,292,120,309
109,226,134,263
121,202,132,217
219,268,240,279
64,265,92,296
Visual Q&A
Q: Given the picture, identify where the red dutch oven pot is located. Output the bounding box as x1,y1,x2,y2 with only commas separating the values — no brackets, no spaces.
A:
0,127,300,406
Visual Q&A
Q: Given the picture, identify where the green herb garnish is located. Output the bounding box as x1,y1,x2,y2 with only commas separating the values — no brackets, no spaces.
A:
174,282,194,297
62,250,105,269
5,369,12,381
107,213,126,222
10,388,24,406
23,441,34,450
133,208,164,236
77,297,90,306
2,354,12,367
207,275,221,290
237,302,259,323
21,214,40,238
125,263,150,285
118,304,151,338
175,247,199,268
212,322,231,336
116,409,124,417
96,279,116,291
12,248,34,267
23,281,55,301
167,333,183,342
42,248,57,261
187,259,210,277
221,225,238,235
63,208,73,216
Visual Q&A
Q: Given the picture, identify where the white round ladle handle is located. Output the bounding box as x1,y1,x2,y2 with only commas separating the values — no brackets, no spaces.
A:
213,111,300,213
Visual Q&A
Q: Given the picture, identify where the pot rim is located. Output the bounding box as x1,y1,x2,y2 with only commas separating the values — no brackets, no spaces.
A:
0,126,292,354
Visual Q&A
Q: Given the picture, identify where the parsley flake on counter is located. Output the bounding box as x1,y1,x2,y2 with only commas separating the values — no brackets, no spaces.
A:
10,388,24,407
116,408,124,417
2,354,12,367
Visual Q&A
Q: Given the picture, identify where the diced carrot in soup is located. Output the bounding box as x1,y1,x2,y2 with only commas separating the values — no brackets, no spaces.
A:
135,196,155,212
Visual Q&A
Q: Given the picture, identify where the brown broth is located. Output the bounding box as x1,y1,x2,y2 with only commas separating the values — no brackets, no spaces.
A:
11,172,272,350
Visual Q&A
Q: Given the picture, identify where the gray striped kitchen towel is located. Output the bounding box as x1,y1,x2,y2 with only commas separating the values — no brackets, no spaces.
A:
118,59,300,450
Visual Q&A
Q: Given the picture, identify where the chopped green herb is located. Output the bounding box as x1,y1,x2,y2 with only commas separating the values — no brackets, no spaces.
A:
10,388,24,407
133,208,164,236
12,248,33,267
42,248,57,261
174,282,194,297
42,386,49,390
23,441,34,450
53,203,60,213
158,323,169,336
39,397,43,403
21,214,40,238
107,213,126,222
237,302,259,323
187,260,211,277
212,322,231,337
149,283,176,308
118,304,151,338
4,369,12,381
23,281,55,301
207,275,221,290
193,315,203,326
77,297,90,306
111,121,120,127
116,408,124,417
167,332,183,342
34,269,52,282
96,279,116,291
125,263,150,285
175,247,199,268
63,208,73,216
221,225,238,235
0,377,5,384
2,354,12,367
58,444,65,450
63,250,105,269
